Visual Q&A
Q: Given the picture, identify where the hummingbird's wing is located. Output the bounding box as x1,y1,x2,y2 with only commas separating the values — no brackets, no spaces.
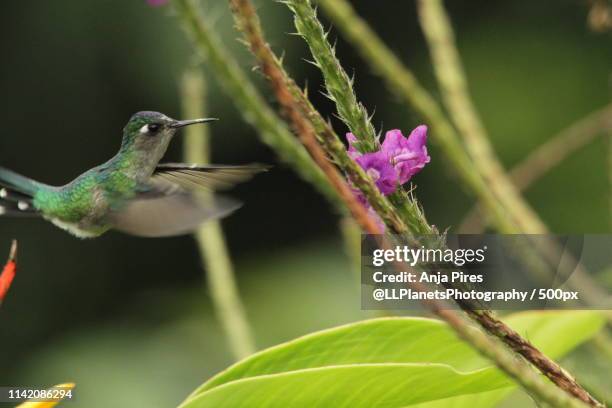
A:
108,182,240,238
153,163,268,191
108,164,267,238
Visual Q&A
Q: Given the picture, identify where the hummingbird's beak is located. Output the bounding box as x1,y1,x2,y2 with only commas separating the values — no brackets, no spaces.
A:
170,118,219,129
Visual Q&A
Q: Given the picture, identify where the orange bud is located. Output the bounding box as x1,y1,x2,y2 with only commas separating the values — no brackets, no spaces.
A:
0,240,17,303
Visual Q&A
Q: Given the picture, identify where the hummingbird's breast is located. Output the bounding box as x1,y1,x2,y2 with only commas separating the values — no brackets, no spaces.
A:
32,143,164,238
33,167,138,238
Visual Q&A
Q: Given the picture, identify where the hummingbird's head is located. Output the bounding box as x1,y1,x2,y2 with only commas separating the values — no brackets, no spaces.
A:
121,111,218,166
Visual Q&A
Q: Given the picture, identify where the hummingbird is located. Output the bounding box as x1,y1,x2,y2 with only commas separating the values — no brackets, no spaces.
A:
0,111,266,238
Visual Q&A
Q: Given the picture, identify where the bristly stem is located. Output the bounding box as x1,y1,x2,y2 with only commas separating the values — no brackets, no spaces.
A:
181,69,256,360
284,0,378,154
173,0,339,205
461,103,612,232
227,0,409,234
285,0,434,234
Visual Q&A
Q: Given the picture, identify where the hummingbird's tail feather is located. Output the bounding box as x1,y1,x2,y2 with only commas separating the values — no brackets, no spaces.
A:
0,168,41,217
0,167,45,196
0,192,38,217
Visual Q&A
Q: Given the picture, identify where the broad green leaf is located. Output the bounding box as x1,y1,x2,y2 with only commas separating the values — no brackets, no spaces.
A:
181,310,604,408
182,365,506,408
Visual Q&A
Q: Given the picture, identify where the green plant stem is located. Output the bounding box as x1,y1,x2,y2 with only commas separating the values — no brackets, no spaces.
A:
417,0,547,234
609,79,612,229
173,0,338,206
416,4,606,405
285,0,378,154
339,217,362,281
316,0,517,234
227,0,410,234
609,115,612,229
415,0,610,322
181,69,256,360
285,0,434,234
461,104,612,232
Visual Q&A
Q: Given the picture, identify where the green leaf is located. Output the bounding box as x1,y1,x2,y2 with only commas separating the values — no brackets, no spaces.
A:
181,365,507,408
411,310,607,408
180,311,604,408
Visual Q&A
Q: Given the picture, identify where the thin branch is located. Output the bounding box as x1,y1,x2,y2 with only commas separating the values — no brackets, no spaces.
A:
339,217,362,281
181,68,256,360
416,2,604,405
608,76,612,229
417,0,546,234
460,104,612,232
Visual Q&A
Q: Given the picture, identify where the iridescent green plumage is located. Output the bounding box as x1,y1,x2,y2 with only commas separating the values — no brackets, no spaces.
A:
0,111,266,238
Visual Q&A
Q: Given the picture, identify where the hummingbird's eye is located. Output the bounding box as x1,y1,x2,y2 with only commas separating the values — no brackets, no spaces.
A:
147,123,161,133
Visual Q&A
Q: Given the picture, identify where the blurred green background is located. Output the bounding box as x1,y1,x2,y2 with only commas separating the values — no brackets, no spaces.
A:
0,0,610,407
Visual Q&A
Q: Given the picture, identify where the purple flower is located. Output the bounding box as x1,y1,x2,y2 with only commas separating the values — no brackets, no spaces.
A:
347,125,430,192
147,0,168,6
346,126,430,231
381,126,430,184
355,152,398,195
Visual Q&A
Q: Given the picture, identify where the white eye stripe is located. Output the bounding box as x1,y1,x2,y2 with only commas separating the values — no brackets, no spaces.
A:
18,201,30,211
140,125,150,134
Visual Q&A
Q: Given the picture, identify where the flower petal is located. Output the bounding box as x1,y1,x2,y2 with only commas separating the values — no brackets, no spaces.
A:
355,152,399,195
380,129,407,155
407,125,428,151
381,125,431,184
